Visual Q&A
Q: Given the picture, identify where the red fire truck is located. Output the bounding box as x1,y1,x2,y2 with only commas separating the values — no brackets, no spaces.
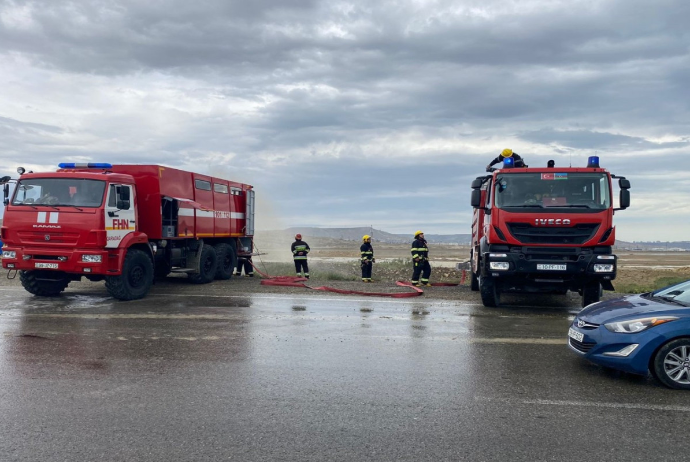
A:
0,163,255,300
469,156,631,308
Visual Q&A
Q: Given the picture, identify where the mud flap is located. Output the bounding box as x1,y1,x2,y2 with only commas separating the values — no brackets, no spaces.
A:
601,280,615,291
186,239,204,274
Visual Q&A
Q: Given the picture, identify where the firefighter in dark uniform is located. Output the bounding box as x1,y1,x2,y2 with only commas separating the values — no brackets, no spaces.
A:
411,230,431,286
487,148,526,170
360,235,375,282
234,255,254,277
291,233,310,278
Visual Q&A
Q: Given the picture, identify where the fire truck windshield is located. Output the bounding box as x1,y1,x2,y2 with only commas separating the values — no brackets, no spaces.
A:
494,172,611,210
12,178,106,208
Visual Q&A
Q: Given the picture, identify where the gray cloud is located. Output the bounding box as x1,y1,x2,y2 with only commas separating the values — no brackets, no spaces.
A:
0,0,688,240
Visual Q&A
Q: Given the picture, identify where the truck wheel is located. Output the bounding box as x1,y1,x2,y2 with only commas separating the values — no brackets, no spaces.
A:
189,245,218,284
20,270,69,296
214,243,235,280
480,275,500,307
652,339,690,390
470,271,479,291
582,282,601,307
105,249,154,301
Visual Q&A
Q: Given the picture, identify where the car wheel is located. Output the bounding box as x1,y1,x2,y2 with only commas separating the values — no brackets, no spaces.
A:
652,338,690,390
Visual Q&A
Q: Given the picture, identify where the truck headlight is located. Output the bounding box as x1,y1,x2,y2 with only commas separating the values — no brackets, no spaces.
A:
489,262,510,271
2,250,16,259
593,264,614,272
605,316,677,333
81,255,102,263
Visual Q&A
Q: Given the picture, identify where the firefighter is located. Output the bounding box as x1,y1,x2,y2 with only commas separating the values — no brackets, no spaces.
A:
411,231,431,287
360,235,375,282
487,148,526,170
291,233,310,278
234,255,254,277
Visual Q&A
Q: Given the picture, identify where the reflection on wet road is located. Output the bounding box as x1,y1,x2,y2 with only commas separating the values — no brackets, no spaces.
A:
0,287,684,461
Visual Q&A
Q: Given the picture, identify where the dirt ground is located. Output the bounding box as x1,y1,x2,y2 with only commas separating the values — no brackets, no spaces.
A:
254,239,690,294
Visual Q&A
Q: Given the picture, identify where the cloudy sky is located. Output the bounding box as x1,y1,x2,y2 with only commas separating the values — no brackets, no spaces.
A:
0,0,688,241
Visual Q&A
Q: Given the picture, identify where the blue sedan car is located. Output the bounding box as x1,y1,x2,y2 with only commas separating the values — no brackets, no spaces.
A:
568,279,690,389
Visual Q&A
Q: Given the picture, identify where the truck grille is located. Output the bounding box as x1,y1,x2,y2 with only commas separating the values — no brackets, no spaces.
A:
507,223,600,245
17,231,81,246
569,337,596,353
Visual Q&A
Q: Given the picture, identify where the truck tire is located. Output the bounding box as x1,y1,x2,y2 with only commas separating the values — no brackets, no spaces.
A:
480,275,500,307
20,270,70,296
582,282,601,307
189,245,218,284
470,271,479,291
470,251,479,291
105,249,154,301
214,243,235,280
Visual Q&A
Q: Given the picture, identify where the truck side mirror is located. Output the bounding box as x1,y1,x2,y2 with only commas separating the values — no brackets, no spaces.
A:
3,183,9,206
117,199,130,210
619,189,630,209
0,176,11,184
471,178,484,189
618,178,631,189
471,189,482,208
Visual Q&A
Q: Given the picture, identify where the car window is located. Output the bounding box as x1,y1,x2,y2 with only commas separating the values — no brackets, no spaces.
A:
654,280,690,304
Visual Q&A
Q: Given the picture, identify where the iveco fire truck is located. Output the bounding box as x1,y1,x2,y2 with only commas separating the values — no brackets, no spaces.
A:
0,163,255,300
469,156,630,308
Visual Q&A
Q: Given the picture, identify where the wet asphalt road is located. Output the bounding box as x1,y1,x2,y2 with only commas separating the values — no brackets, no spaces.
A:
0,281,685,461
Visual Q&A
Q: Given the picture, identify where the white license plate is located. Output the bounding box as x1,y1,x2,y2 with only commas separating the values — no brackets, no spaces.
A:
537,264,567,271
35,262,59,269
568,328,584,342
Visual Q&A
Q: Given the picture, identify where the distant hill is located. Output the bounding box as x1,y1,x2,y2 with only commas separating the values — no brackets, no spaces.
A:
281,227,471,245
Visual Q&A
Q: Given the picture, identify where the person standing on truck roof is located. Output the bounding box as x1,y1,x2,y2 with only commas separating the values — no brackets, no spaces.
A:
360,235,375,282
235,255,254,277
487,149,527,170
411,231,431,287
291,234,310,279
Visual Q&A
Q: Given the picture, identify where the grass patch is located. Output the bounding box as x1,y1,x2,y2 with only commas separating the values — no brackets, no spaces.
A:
616,275,689,294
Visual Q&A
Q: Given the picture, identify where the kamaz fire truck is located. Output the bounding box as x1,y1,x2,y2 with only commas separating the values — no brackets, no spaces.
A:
469,156,630,308
0,163,255,300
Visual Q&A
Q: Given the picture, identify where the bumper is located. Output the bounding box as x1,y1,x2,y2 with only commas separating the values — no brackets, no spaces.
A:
1,246,113,275
482,247,616,287
567,324,665,376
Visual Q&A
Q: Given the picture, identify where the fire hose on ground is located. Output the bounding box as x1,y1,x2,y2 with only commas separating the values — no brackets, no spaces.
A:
249,261,466,298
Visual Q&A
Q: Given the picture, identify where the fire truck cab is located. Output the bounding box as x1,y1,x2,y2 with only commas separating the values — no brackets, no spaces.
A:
469,156,631,308
1,163,255,301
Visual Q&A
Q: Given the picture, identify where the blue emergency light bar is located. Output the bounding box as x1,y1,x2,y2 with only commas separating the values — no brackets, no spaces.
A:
587,156,600,168
58,163,113,169
503,157,515,168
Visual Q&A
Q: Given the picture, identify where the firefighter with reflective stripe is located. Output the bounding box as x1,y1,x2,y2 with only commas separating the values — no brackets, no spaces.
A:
487,148,526,170
234,255,254,277
291,233,310,278
360,235,375,282
411,230,431,286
